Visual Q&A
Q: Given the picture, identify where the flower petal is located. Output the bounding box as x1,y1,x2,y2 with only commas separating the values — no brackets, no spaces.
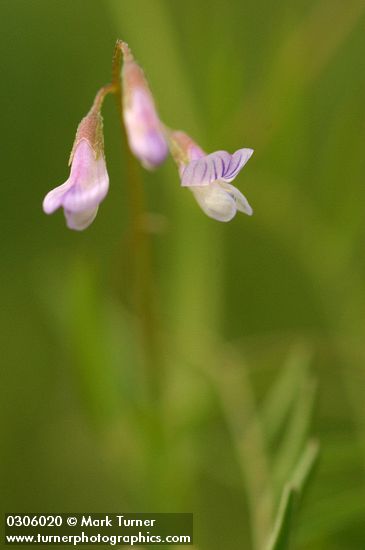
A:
64,207,99,231
133,128,169,170
62,155,109,212
221,148,254,182
124,87,168,169
191,183,237,222
42,179,73,214
180,157,210,187
220,182,253,216
181,148,253,187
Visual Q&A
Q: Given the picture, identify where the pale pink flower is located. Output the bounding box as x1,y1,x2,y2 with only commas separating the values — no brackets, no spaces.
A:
43,113,109,231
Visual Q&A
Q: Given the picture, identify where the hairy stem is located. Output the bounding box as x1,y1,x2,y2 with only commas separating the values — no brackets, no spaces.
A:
90,83,116,113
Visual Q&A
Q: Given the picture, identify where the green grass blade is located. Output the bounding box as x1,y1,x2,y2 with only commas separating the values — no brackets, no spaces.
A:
272,371,317,495
260,343,313,445
266,440,319,550
266,484,298,550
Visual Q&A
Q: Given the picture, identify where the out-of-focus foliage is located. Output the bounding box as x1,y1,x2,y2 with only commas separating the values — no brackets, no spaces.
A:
1,1,365,548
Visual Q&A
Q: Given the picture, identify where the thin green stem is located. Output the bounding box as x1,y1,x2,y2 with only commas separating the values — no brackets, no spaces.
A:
111,40,163,403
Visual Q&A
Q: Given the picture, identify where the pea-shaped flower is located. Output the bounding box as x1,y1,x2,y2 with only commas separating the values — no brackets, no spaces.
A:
42,111,109,231
170,131,254,222
121,42,168,170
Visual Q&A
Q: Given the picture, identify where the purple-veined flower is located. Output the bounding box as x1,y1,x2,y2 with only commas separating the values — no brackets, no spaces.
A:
121,42,168,170
170,131,254,222
42,112,109,231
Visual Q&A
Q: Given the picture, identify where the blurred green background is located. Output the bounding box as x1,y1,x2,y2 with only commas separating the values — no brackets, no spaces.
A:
1,0,365,548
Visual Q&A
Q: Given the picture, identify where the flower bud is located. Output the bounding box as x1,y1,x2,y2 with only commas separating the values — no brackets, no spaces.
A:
121,42,168,170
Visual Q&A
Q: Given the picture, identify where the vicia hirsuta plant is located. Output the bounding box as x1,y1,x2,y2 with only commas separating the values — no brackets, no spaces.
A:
43,40,254,229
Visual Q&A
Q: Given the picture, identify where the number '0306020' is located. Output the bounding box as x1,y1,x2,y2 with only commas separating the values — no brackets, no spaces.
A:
6,515,63,527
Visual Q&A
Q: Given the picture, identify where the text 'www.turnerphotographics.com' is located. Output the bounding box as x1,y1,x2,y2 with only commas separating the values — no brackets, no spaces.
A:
5,513,193,546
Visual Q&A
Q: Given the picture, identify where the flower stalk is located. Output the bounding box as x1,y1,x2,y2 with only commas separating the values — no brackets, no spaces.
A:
112,40,164,402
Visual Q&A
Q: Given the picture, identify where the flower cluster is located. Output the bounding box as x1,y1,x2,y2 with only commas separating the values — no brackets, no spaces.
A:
43,42,254,230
